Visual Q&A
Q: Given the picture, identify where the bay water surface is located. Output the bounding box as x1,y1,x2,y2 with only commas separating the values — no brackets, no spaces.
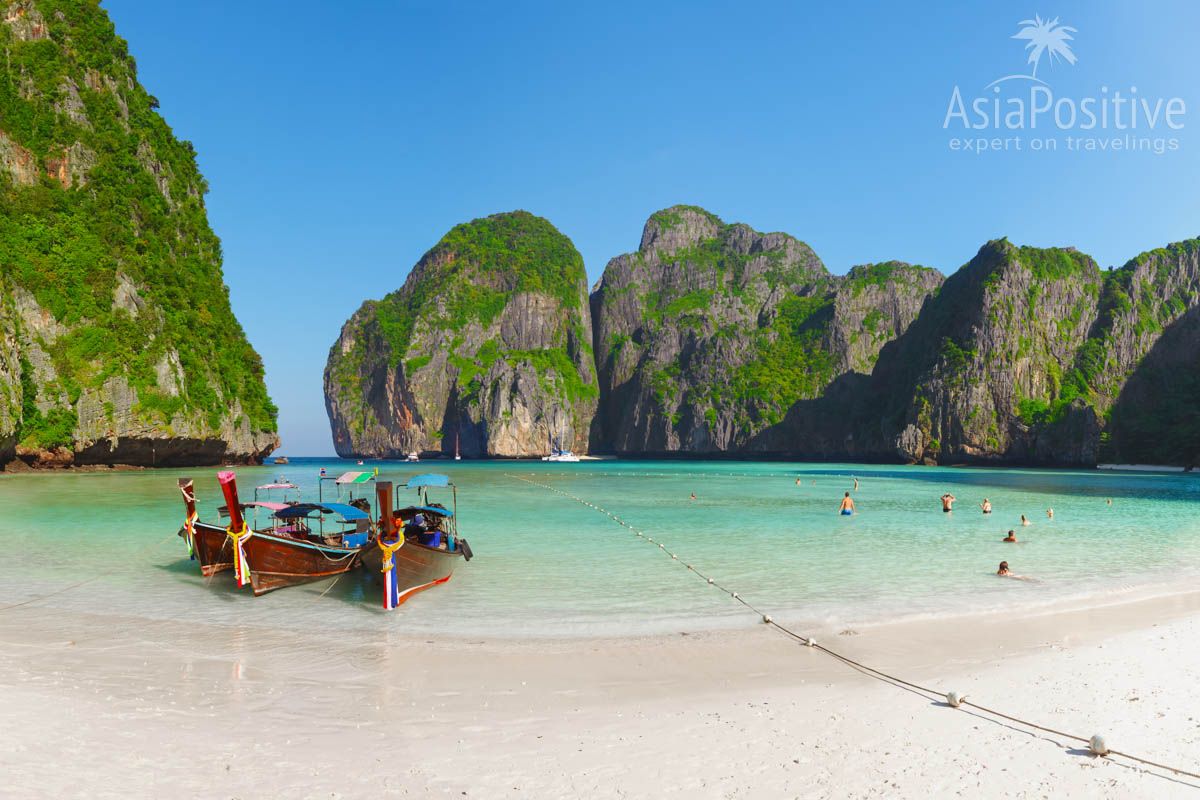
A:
1,459,1198,638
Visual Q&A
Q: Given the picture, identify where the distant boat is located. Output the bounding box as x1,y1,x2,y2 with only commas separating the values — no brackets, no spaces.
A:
273,456,289,465
542,419,580,462
406,452,420,462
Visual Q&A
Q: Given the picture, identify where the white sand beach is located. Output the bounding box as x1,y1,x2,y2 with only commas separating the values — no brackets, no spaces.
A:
3,590,1200,799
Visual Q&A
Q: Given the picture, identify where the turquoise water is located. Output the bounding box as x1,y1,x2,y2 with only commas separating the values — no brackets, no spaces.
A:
1,459,1199,637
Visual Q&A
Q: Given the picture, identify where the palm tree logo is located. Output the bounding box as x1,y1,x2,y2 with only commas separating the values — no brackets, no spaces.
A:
1014,15,1077,78
986,15,1078,88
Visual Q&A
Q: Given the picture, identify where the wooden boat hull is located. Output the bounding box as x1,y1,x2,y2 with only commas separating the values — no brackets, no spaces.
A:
241,531,363,596
182,521,234,577
361,539,463,607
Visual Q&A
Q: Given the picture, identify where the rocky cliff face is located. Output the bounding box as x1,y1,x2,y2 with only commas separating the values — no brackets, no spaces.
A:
324,211,597,458
1107,303,1200,467
0,1,277,469
848,240,1102,464
325,201,1200,467
1040,239,1200,465
590,206,942,454
834,237,1200,466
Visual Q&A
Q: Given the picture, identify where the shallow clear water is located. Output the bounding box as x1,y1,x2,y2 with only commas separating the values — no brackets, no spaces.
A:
2,459,1198,637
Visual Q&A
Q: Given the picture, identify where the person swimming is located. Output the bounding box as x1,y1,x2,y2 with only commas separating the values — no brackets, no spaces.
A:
997,560,1032,580
980,498,992,514
839,492,855,516
1020,514,1031,526
1003,530,1017,542
689,492,696,500
1046,508,1054,519
941,493,956,512
853,477,860,491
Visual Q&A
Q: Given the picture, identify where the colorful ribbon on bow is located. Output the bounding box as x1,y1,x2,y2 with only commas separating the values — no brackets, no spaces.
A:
378,537,404,610
227,521,253,588
182,510,198,560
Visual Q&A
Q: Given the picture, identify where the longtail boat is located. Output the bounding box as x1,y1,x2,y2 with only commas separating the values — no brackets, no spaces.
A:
362,474,472,609
177,477,233,577
218,470,374,596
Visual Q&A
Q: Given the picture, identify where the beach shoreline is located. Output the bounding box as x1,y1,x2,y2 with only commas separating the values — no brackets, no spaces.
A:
3,587,1200,797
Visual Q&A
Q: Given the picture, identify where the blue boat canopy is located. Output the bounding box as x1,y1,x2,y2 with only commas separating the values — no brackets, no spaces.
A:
406,473,451,489
274,502,370,522
397,504,454,519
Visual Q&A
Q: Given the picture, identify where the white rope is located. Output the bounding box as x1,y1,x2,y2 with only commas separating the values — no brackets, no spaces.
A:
507,472,1200,784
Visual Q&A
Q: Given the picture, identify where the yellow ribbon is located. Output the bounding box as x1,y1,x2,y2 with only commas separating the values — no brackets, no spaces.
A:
377,537,404,573
227,521,253,587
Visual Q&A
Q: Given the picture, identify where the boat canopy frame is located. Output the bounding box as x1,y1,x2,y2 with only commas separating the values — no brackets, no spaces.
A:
402,473,458,537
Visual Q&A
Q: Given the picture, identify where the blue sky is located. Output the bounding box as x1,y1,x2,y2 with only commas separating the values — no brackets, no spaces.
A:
101,0,1200,455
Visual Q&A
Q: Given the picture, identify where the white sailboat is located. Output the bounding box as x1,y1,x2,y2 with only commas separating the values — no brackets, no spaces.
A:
541,419,580,462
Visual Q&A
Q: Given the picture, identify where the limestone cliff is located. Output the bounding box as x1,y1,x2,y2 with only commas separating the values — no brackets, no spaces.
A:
0,1,277,468
589,206,942,454
836,237,1200,466
850,240,1102,464
1039,239,1200,465
324,211,597,458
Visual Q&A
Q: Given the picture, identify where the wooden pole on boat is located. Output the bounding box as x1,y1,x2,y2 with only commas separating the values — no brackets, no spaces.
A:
218,470,253,588
178,478,197,519
178,477,198,558
376,481,395,540
217,471,244,532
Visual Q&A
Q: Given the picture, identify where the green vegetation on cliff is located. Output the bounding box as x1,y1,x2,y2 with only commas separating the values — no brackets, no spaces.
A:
325,210,598,457
374,211,586,363
727,294,837,426
0,1,276,451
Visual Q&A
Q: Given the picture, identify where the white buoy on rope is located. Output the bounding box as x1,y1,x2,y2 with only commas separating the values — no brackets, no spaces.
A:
762,615,772,624
946,692,965,708
1089,735,1109,756
805,637,817,647
707,578,714,584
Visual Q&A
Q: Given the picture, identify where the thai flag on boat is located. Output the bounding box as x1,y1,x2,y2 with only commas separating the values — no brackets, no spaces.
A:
383,568,399,610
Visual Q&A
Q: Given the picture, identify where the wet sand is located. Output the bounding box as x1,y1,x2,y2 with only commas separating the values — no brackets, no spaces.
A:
3,590,1200,798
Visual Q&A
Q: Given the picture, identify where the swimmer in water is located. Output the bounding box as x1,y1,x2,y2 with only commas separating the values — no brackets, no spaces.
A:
853,477,859,491
1020,514,1031,526
795,477,801,486
689,492,696,501
1046,508,1054,519
1003,530,1017,542
1106,498,1113,506
941,493,956,512
839,492,855,516
980,498,992,514
997,560,1032,581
